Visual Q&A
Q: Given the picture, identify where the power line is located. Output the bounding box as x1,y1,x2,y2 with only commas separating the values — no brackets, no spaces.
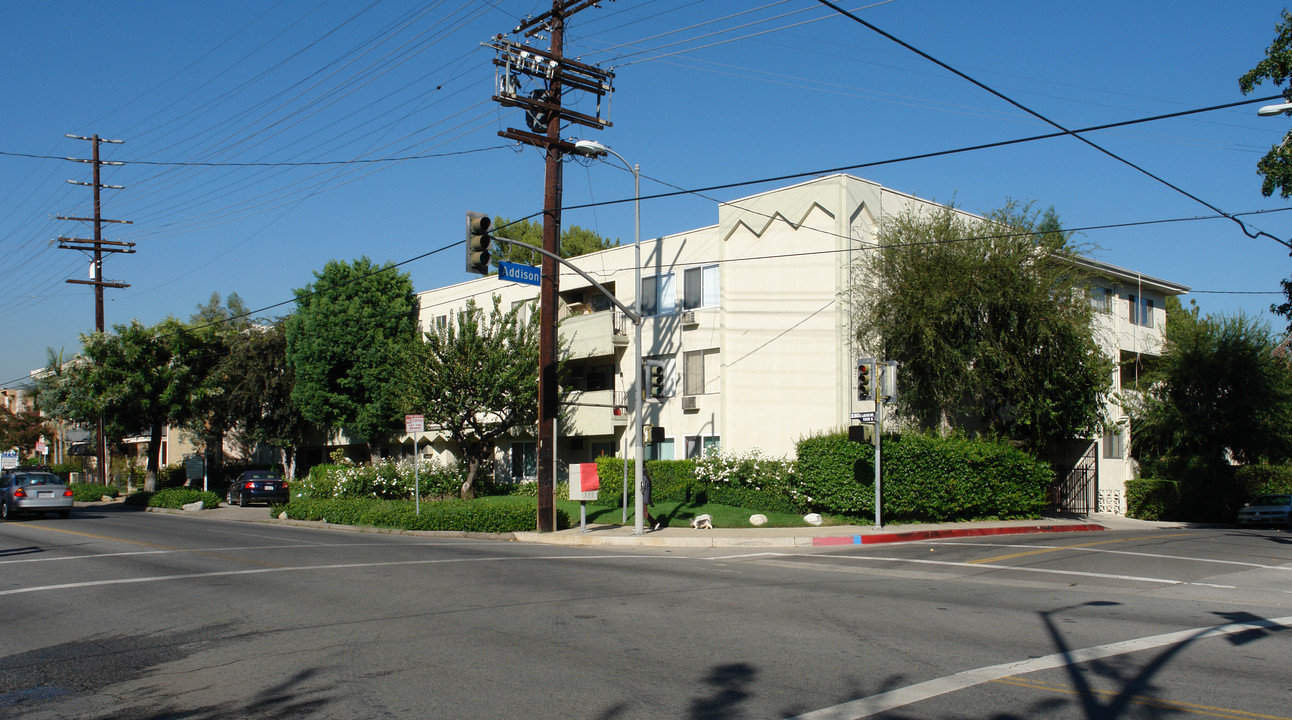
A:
814,0,1291,250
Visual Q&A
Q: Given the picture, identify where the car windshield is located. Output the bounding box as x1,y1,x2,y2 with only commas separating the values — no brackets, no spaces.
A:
1249,495,1291,506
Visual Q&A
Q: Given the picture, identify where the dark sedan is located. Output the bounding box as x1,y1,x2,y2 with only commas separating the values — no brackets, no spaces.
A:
1,471,73,520
226,471,289,507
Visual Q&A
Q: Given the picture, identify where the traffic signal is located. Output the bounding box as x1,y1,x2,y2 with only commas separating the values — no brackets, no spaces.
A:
644,360,666,400
857,358,874,401
465,211,492,275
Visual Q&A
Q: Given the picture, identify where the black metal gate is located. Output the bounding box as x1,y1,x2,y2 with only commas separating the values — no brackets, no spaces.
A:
1046,441,1096,515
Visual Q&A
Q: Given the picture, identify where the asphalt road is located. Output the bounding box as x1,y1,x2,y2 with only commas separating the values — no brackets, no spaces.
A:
2,504,1290,719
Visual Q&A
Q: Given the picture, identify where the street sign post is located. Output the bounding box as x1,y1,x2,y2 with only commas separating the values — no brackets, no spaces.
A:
405,414,424,515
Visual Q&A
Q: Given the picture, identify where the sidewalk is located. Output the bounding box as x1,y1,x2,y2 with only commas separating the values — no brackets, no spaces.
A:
127,501,1196,548
516,513,1188,548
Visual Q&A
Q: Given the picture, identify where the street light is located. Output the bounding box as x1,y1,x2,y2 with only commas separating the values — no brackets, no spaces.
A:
572,139,648,535
1258,101,1292,116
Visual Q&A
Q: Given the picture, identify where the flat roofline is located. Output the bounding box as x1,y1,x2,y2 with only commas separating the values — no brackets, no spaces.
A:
1069,256,1190,295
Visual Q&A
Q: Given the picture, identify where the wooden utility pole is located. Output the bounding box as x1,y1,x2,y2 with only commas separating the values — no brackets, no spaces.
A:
489,1,614,531
58,133,133,485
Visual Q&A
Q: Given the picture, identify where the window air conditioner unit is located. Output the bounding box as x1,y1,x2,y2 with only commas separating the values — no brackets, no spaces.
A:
681,310,698,326
682,395,698,410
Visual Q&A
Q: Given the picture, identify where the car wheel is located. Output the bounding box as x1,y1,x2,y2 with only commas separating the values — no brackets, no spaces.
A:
238,492,248,508
0,502,8,521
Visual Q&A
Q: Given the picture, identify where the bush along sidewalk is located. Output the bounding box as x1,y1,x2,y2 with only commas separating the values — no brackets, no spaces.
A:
280,496,570,533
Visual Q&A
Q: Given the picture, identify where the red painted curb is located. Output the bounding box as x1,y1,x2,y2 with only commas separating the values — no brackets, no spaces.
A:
812,523,1106,546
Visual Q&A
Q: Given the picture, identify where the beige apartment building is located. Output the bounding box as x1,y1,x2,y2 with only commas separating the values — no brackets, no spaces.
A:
412,173,1187,515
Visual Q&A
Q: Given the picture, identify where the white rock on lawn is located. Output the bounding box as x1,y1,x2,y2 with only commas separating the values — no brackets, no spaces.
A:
804,513,823,526
749,513,768,526
181,500,204,512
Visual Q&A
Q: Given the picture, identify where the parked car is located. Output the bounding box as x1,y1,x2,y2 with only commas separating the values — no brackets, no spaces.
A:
0,470,73,520
226,471,289,507
1236,494,1292,528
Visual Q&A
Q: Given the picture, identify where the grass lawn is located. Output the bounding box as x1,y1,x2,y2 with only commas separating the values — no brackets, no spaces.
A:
553,498,845,529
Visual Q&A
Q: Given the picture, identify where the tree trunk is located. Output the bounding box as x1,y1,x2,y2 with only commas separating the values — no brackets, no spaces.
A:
144,418,164,492
460,457,477,500
280,446,297,481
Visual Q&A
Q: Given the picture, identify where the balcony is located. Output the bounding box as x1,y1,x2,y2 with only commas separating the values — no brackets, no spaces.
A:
564,390,628,437
560,308,630,359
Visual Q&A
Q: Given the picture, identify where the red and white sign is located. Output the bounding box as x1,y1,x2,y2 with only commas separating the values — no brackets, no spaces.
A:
404,414,424,434
569,463,600,501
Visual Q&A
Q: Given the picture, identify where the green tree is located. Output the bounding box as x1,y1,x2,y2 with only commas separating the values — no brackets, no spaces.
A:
37,320,205,491
489,217,618,269
410,296,540,499
0,405,51,458
852,200,1111,452
1239,9,1292,200
1240,10,1292,335
285,257,419,459
219,319,310,479
183,291,254,480
1129,299,1292,477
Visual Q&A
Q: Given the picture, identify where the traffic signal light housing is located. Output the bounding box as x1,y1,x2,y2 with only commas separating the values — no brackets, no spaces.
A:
857,358,875,401
466,211,492,275
644,360,666,400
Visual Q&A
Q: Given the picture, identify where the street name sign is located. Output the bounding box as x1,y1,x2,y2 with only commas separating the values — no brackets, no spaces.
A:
499,261,541,286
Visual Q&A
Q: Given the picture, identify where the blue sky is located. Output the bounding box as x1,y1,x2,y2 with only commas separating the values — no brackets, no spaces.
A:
2,0,1290,387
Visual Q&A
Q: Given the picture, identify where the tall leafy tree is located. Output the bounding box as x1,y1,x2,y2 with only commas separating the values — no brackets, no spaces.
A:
184,291,253,479
285,257,419,459
852,201,1111,453
1129,299,1292,475
490,217,618,269
1240,10,1292,334
0,406,51,459
410,297,540,499
220,319,310,479
37,320,204,491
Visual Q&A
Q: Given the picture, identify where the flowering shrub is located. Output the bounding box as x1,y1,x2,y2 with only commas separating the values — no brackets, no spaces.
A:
692,449,808,514
297,457,463,500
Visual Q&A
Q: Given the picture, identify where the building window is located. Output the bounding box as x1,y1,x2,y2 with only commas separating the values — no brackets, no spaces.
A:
685,435,720,459
1102,430,1123,460
647,438,674,461
1090,287,1112,313
683,349,720,396
683,265,719,310
511,442,537,480
641,273,675,317
1127,295,1153,327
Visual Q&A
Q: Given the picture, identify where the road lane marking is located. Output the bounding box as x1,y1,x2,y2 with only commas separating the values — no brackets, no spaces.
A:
0,554,670,596
787,614,1292,720
992,677,1292,720
930,541,1292,571
967,534,1196,564
832,554,1234,587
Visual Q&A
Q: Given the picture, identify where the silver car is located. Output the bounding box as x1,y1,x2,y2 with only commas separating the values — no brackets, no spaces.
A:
1236,494,1292,528
0,471,74,521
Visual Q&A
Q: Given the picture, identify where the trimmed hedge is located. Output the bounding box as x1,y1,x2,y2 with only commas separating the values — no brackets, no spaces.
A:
881,433,1052,521
70,483,120,502
125,487,222,509
281,497,569,532
1235,464,1292,496
795,432,874,516
794,430,1052,521
1125,478,1180,521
